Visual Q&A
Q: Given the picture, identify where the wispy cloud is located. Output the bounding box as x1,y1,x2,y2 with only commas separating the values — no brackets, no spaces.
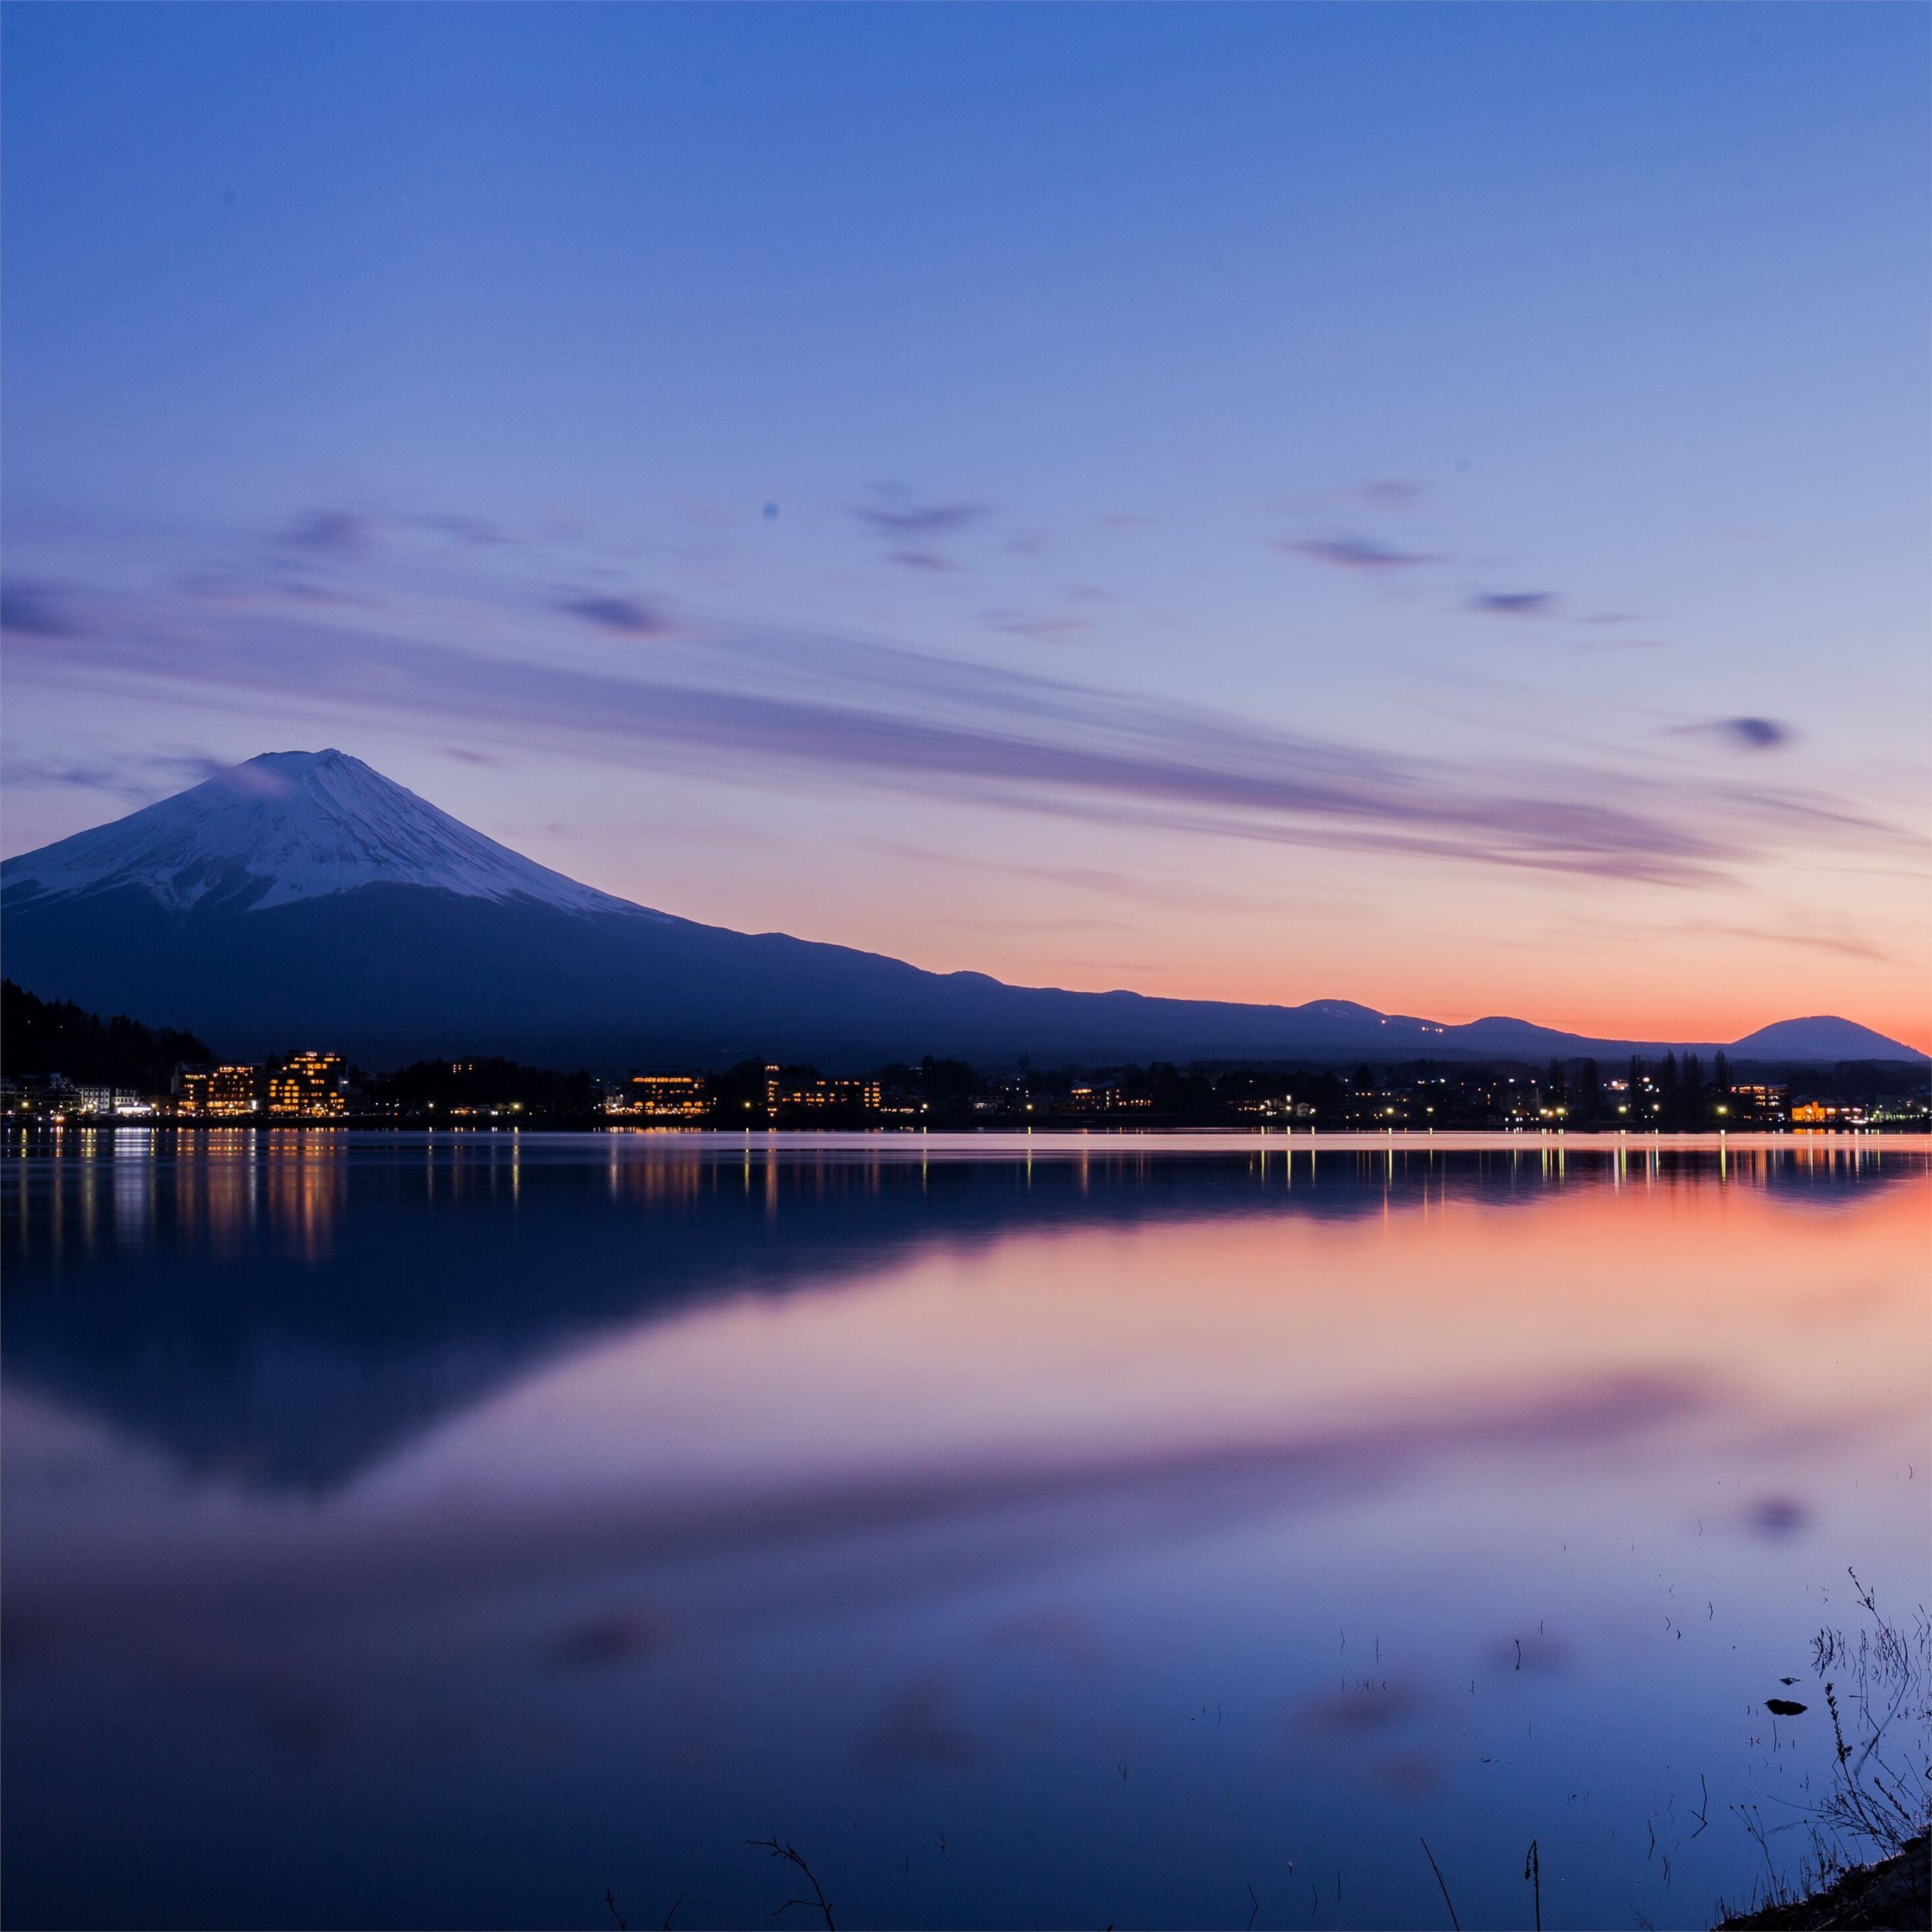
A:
1678,920,1888,964
558,593,673,636
8,514,1913,894
850,499,989,538
1279,534,1444,572
887,548,958,574
845,494,993,573
982,609,1092,641
281,510,372,554
1354,478,1428,510
863,838,1271,913
1470,590,1560,617
9,578,1892,889
1675,716,1795,752
0,581,76,637
415,513,511,548
0,749,235,802
1279,479,1431,518
1570,634,1673,655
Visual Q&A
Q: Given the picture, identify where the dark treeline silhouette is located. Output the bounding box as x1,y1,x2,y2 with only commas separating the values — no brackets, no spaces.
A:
368,1057,603,1121
612,1050,1925,1131
4,982,1925,1128
1,979,213,1093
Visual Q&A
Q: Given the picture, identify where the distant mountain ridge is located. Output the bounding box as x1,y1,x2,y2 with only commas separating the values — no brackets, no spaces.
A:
3,751,1923,1069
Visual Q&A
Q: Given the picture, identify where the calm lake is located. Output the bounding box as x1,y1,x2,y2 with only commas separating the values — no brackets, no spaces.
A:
4,1131,1926,1931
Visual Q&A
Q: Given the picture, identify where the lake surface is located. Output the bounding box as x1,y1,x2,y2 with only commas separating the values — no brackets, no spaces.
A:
4,1131,1927,1931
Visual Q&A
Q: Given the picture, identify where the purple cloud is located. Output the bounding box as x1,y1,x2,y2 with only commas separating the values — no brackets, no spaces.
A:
1,749,240,802
1470,591,1559,617
0,582,76,636
850,499,989,537
983,609,1091,640
1677,716,1795,752
888,549,958,574
1354,478,1428,509
281,511,372,554
1279,534,1443,572
4,598,1809,886
415,513,510,548
1715,716,1792,750
1678,919,1884,962
559,593,672,636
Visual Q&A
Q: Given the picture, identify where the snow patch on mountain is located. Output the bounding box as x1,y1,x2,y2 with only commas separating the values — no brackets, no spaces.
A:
1,750,655,916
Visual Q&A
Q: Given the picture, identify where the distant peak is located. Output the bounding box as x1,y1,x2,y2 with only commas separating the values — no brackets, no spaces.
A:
245,747,366,776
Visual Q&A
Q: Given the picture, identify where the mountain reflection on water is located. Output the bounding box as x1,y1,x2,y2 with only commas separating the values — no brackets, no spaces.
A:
4,1131,1926,1932
5,1131,1910,1492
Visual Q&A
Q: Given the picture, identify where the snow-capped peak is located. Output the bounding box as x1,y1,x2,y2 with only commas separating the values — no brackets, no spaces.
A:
1,750,649,916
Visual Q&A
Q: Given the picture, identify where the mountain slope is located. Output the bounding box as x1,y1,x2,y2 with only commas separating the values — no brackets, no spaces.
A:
1,748,639,916
1726,1016,1923,1061
4,752,1922,1069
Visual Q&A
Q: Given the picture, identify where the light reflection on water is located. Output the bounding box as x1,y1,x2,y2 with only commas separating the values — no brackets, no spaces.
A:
4,1131,1926,1931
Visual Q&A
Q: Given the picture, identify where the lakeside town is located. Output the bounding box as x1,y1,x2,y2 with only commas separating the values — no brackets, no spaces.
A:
6,982,1926,1133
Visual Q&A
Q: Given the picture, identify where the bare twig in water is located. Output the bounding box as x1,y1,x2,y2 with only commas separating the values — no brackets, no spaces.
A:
1692,1774,1710,1837
1809,1583,1931,1860
1732,1803,1782,1890
1245,1881,1259,1929
1523,1837,1542,1931
663,1892,686,1930
747,1838,835,1931
1419,1839,1460,1931
605,1887,628,1931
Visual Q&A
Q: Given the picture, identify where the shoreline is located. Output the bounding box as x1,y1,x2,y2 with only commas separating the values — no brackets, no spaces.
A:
6,1124,1929,1153
1716,1834,1930,1931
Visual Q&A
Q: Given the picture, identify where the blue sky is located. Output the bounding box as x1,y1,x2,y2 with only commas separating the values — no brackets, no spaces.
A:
4,4,1927,1041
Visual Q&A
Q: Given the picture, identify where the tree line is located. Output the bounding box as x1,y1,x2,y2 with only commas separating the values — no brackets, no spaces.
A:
4,982,1924,1127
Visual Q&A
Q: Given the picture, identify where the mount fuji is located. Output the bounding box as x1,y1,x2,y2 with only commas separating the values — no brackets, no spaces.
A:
3,751,1921,1069
4,749,637,917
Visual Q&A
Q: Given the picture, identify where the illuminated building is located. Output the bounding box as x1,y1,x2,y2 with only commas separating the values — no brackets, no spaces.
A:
71,1085,147,1115
1069,1082,1153,1113
608,1073,710,1119
763,1067,883,1112
266,1051,347,1117
1791,1101,1838,1124
177,1065,260,1117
